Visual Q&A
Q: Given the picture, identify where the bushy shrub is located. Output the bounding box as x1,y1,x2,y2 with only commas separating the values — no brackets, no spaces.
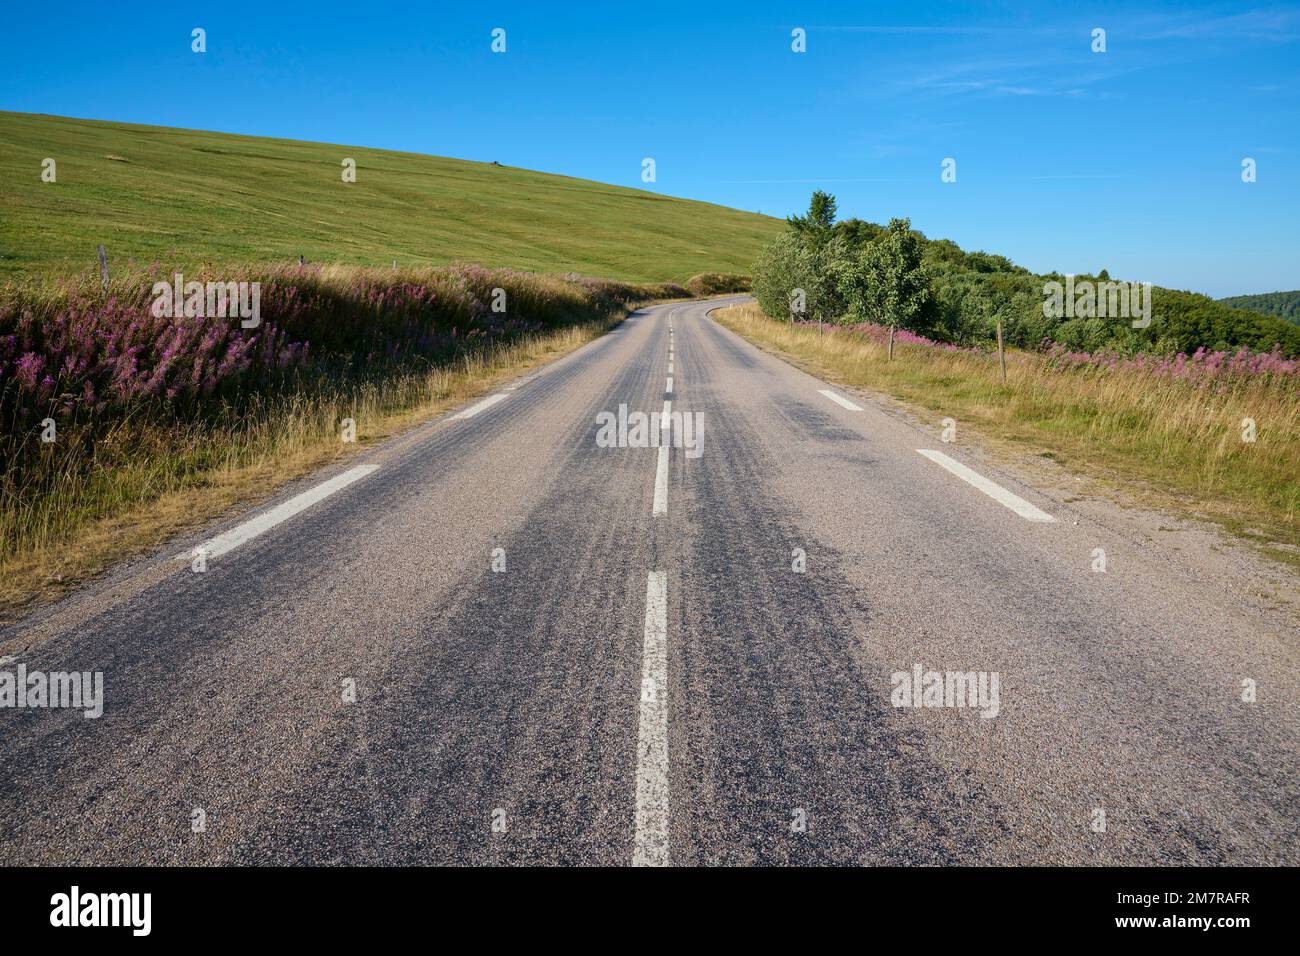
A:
751,231,845,324
685,272,751,296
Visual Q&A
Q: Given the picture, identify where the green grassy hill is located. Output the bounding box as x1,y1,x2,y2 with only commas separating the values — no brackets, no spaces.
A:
0,111,780,281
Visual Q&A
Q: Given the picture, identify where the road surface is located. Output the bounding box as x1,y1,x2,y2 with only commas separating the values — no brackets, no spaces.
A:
1,297,1296,865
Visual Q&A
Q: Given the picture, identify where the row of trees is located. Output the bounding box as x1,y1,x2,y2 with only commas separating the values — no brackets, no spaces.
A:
1220,290,1300,325
751,192,1300,358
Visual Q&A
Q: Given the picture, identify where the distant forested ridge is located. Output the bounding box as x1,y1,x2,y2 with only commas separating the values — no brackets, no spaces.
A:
1219,291,1300,325
751,192,1300,358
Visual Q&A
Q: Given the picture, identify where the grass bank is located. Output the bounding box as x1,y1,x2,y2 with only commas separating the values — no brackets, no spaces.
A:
714,304,1300,563
0,263,709,621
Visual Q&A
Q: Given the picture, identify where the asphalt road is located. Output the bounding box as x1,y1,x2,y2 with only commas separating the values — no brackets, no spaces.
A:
1,297,1296,865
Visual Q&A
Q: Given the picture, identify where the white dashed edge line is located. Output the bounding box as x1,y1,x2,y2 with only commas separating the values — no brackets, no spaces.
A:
451,392,510,419
177,464,381,562
817,388,863,411
917,449,1055,522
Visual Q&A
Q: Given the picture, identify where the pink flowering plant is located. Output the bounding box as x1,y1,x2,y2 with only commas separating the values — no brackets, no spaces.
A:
0,262,684,432
1041,341,1299,381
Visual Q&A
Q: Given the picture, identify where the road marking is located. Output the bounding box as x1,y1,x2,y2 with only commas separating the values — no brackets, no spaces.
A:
179,464,380,561
916,449,1055,522
634,570,670,867
665,376,674,393
817,388,863,411
451,392,509,420
668,361,674,374
653,446,669,516
653,399,673,515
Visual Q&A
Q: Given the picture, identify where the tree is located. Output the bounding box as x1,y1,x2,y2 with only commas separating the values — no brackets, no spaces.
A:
832,217,883,251
787,190,838,243
751,231,847,325
834,218,937,334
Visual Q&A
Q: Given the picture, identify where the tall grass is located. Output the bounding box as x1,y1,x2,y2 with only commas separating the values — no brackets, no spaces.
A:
717,304,1300,550
0,263,683,613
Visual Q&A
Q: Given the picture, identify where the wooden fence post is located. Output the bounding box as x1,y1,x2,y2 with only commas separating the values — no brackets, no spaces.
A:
888,324,896,361
97,244,109,294
996,318,1006,383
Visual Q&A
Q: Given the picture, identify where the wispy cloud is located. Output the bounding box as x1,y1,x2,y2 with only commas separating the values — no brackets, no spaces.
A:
1136,8,1300,41
811,25,1052,36
716,177,924,184
830,7,1300,104
890,55,1141,101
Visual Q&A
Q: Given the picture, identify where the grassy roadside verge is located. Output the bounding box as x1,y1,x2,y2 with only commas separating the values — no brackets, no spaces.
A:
713,303,1300,567
0,316,626,623
0,261,728,624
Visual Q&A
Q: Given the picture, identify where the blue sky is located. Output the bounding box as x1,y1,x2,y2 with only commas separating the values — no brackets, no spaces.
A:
2,1,1297,297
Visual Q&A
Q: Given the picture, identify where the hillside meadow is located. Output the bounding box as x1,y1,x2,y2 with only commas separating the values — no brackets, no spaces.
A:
0,111,780,281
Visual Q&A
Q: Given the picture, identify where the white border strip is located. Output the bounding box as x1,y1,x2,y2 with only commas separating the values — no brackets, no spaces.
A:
917,449,1055,522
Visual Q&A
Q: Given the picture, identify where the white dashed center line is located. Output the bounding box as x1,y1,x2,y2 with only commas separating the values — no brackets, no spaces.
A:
817,388,863,411
653,446,669,515
179,464,380,562
917,449,1056,522
634,570,670,867
665,376,673,394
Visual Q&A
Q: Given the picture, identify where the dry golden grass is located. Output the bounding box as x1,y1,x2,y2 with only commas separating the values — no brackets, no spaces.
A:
715,304,1300,560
